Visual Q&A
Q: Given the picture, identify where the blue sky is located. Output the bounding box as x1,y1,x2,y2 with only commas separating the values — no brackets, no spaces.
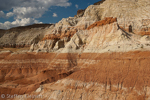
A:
0,0,101,29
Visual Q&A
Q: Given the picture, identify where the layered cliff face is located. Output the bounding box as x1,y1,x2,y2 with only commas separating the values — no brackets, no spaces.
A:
0,51,149,100
29,0,150,53
31,17,150,53
99,0,150,35
1,0,150,100
76,0,150,34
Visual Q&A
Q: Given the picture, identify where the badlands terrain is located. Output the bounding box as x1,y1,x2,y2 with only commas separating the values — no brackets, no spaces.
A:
1,0,150,100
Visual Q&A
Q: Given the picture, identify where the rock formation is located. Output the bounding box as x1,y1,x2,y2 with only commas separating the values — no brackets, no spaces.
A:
1,0,150,100
0,24,53,48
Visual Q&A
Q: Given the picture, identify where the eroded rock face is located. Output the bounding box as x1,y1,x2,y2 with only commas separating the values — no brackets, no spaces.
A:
1,51,148,100
0,52,75,97
30,17,150,54
75,9,85,18
28,0,150,53
99,0,150,35
87,17,117,30
0,24,53,48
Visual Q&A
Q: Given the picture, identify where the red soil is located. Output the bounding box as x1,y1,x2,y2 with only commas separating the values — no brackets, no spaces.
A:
87,17,117,30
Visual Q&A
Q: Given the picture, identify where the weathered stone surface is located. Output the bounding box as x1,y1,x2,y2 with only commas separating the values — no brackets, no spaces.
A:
87,17,117,30
98,0,150,35
0,51,148,100
1,0,150,100
31,17,150,54
0,24,53,48
75,9,85,17
53,40,65,50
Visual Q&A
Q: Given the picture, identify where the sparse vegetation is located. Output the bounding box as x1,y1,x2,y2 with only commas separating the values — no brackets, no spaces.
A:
141,44,144,48
145,44,150,46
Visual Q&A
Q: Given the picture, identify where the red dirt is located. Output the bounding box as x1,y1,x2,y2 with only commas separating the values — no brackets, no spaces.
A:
87,17,117,30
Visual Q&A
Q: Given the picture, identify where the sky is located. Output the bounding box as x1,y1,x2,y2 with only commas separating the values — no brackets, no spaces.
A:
0,0,101,29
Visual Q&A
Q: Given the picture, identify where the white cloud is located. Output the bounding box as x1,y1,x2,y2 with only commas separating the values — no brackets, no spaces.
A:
0,11,5,18
6,12,14,18
0,0,72,29
0,18,41,29
5,0,71,19
12,7,46,19
53,13,57,17
75,4,79,9
0,0,72,11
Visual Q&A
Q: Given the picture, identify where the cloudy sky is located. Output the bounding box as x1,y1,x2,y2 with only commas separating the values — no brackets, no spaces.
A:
0,0,100,29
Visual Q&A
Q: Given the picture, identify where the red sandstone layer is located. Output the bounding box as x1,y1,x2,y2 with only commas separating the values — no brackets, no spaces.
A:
41,26,85,41
87,17,117,30
0,52,75,98
41,17,117,42
0,51,150,100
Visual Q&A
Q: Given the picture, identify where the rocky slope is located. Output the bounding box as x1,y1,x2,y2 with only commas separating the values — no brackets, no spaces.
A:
1,0,150,100
31,17,150,53
0,24,53,48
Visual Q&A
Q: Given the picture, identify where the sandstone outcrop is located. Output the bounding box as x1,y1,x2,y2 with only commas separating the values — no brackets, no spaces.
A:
30,17,150,54
28,0,150,53
75,9,85,18
74,0,106,18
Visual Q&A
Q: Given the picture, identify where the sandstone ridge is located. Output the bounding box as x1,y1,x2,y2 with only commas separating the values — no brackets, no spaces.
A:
0,24,53,48
30,17,150,53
